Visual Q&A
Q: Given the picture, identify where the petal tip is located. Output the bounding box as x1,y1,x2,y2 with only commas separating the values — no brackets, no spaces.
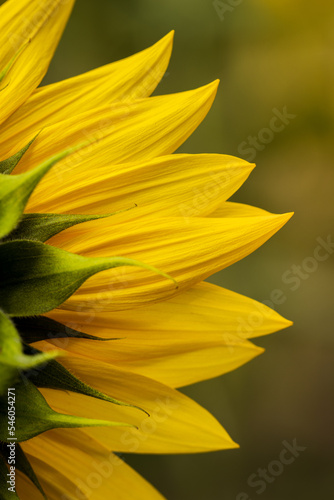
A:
279,211,294,227
201,79,220,93
270,211,294,229
195,79,219,103
285,211,294,220
211,78,220,91
159,30,175,50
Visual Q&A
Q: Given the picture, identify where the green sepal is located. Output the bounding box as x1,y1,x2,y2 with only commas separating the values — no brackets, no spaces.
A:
4,204,137,242
5,212,112,242
0,143,86,239
0,136,38,175
0,239,177,317
0,456,20,499
0,380,134,442
0,442,46,499
23,344,148,415
0,311,60,395
14,315,118,343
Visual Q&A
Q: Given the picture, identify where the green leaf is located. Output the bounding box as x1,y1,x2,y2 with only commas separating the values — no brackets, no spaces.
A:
6,212,112,242
0,311,60,395
0,143,86,239
14,315,118,343
23,344,148,415
0,442,46,499
0,239,177,317
0,456,20,500
0,380,134,442
0,136,37,175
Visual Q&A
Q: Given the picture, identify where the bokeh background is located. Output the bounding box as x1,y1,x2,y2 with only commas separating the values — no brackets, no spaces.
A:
8,0,334,498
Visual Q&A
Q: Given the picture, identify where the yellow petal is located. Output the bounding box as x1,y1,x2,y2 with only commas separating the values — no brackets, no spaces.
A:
40,357,237,453
26,154,254,217
48,211,292,311
16,459,78,500
41,335,262,390
15,470,46,500
0,32,173,152
46,281,291,387
22,430,166,499
7,82,218,174
0,0,75,125
210,201,271,217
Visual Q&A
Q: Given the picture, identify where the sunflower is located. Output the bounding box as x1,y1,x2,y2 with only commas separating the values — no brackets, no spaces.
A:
0,0,293,499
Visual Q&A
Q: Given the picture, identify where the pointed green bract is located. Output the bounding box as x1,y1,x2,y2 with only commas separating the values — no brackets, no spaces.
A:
23,344,148,415
0,443,46,499
0,143,86,239
0,380,134,442
0,311,60,395
5,204,137,242
6,212,112,242
0,136,37,175
0,239,177,317
14,315,118,343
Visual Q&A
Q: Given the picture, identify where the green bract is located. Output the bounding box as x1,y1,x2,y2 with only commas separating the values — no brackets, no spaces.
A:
24,344,148,415
0,239,175,316
0,136,36,175
0,144,84,239
15,315,118,343
0,142,174,495
0,311,60,395
0,380,134,442
5,212,112,242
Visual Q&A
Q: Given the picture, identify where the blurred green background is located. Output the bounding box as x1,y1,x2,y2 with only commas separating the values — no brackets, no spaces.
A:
10,0,334,498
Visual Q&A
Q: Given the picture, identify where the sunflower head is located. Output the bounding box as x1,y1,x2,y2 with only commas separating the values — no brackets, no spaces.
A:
0,0,292,498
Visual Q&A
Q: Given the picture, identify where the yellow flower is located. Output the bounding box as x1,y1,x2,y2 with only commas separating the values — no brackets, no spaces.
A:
0,0,292,498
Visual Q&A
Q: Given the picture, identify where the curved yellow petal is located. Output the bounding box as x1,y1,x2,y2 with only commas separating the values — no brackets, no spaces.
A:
26,154,254,217
41,335,262,390
210,201,271,217
39,357,237,453
8,82,218,175
0,0,75,125
16,458,78,500
22,430,166,499
0,32,173,152
15,470,45,500
48,211,292,311
45,281,291,387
